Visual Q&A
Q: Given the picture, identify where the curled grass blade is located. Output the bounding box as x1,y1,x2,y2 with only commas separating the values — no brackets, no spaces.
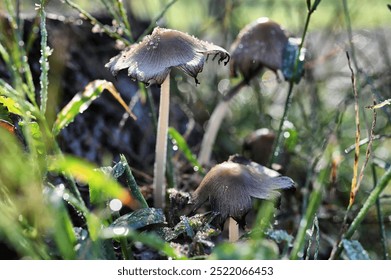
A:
48,155,133,208
119,154,149,209
52,79,136,136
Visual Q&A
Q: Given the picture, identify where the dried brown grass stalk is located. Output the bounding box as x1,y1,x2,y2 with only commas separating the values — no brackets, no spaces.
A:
347,51,360,207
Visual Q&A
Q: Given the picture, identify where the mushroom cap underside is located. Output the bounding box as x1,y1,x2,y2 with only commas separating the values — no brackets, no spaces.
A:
105,27,230,85
191,161,294,225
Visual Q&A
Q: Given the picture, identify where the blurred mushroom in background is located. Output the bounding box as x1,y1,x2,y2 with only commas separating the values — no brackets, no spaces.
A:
243,128,276,166
198,17,305,166
230,17,288,82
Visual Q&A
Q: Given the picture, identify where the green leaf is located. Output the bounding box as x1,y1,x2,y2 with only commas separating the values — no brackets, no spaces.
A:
119,154,149,209
0,96,23,116
168,127,204,175
266,229,293,246
26,121,46,156
342,239,370,260
46,187,76,259
163,214,206,241
107,208,165,233
282,40,306,84
73,227,116,260
48,155,131,207
311,0,322,12
306,0,311,10
52,80,135,136
111,161,126,179
284,128,298,152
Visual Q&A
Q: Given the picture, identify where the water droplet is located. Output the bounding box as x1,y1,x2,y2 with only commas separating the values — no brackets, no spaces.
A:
113,226,128,236
193,166,199,172
109,199,123,211
63,193,70,200
172,145,178,151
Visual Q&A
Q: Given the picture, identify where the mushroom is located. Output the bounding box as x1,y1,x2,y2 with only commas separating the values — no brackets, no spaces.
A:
191,154,294,242
105,27,229,209
229,17,288,81
243,128,276,166
198,18,289,166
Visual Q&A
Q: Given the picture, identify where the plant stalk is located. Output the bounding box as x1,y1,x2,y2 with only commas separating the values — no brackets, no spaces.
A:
330,165,391,259
372,164,389,259
268,0,320,166
269,81,294,166
153,74,170,209
290,184,322,260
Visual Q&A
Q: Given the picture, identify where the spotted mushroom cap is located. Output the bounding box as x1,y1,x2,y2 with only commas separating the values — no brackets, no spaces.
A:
230,17,288,81
105,26,230,86
191,157,294,227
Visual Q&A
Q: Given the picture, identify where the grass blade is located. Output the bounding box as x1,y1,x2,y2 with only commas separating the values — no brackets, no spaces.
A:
168,127,204,175
52,80,135,136
119,154,149,209
38,1,51,115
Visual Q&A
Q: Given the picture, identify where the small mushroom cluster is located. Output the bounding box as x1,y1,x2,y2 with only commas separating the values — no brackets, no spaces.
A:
106,27,229,209
198,17,302,166
106,22,296,243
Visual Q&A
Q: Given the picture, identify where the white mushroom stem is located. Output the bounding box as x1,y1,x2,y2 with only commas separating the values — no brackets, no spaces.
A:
153,73,170,209
198,80,247,166
198,100,229,166
228,217,239,242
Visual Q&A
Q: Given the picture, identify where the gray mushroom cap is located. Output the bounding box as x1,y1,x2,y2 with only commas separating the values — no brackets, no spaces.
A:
105,26,230,86
191,156,294,227
230,17,288,82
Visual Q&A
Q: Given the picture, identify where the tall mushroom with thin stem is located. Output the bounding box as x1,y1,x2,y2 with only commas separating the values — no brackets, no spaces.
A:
198,18,289,166
191,154,294,242
106,27,229,209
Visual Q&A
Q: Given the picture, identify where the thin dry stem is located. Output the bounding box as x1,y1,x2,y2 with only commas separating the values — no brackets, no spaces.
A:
347,52,360,207
357,102,377,188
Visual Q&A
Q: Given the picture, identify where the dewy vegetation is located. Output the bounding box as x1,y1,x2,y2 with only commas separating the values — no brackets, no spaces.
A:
0,0,390,260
